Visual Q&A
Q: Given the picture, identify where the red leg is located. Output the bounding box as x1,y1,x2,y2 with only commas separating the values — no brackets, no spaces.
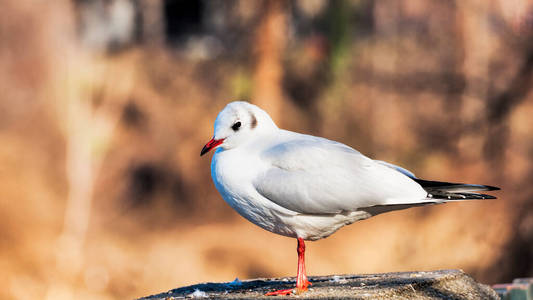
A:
265,238,311,296
295,237,311,294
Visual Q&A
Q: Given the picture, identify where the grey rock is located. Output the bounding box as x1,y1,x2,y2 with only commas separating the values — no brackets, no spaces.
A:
138,269,498,299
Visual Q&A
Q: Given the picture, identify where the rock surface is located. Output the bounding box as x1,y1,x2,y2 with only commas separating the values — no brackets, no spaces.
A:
138,269,498,299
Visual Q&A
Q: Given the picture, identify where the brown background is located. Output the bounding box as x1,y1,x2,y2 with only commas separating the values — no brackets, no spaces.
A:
1,1,532,299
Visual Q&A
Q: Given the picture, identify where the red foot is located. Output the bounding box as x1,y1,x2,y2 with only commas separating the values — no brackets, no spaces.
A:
265,238,312,296
265,288,294,296
296,280,312,294
265,281,312,296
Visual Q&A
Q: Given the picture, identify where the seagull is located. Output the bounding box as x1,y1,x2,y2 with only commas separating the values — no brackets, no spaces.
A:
200,101,499,296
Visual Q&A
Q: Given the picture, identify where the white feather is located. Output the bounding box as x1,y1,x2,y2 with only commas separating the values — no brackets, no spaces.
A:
208,102,432,240
254,130,428,214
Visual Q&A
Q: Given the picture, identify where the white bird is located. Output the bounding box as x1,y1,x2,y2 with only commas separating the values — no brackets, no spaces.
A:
200,101,499,296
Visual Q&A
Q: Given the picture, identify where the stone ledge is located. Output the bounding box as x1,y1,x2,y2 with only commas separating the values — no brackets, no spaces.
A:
138,269,498,299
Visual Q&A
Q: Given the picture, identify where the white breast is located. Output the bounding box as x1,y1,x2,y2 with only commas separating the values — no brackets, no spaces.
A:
210,147,371,240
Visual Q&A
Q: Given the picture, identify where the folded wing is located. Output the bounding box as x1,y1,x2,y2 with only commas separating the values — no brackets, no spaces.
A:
253,133,428,214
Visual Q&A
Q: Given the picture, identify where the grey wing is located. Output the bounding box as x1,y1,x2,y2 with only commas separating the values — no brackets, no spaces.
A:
374,160,417,179
253,137,428,214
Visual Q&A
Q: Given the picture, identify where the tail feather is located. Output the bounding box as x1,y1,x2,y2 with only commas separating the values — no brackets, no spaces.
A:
358,176,500,217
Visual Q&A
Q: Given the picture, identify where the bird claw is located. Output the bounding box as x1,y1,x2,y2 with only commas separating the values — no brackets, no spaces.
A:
265,288,294,296
296,280,312,294
265,281,312,296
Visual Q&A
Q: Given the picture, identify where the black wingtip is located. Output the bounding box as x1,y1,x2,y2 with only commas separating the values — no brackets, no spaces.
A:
414,179,501,192
428,192,498,201
484,185,501,191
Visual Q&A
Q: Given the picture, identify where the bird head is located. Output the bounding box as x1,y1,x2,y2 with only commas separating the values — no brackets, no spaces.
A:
201,101,278,156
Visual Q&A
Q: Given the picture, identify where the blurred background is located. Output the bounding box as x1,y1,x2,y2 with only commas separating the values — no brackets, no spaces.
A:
1,0,532,299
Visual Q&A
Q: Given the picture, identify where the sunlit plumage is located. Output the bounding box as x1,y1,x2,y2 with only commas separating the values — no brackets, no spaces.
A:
201,101,499,295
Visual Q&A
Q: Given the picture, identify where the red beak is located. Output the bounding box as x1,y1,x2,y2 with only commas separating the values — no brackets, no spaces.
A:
201,138,224,156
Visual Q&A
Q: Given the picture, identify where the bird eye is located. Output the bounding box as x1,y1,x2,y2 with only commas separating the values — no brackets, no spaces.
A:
231,121,242,131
